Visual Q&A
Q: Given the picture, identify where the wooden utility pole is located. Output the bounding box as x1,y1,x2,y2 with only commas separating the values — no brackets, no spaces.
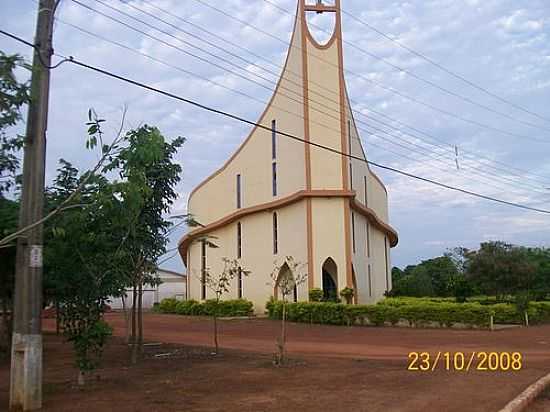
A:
10,0,56,410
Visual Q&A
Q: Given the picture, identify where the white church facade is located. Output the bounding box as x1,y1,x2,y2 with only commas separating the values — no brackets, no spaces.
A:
179,0,398,313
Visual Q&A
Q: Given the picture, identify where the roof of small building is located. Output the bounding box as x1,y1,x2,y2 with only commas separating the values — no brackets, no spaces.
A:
157,268,187,279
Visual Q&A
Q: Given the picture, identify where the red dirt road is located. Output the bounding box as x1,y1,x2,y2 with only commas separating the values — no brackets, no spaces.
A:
5,313,548,412
101,312,550,363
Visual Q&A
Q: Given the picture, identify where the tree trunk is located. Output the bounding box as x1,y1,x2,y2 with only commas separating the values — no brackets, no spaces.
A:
277,300,287,365
0,298,10,353
121,293,130,344
55,300,60,335
213,314,218,354
130,283,138,364
137,280,143,357
282,301,286,350
77,370,85,386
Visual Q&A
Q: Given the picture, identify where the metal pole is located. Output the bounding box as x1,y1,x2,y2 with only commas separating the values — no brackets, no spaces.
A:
10,1,56,409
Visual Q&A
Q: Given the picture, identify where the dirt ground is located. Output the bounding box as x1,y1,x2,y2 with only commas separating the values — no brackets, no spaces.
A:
532,387,550,411
1,312,549,411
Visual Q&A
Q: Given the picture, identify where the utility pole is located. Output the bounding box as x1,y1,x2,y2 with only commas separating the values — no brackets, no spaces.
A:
10,0,56,410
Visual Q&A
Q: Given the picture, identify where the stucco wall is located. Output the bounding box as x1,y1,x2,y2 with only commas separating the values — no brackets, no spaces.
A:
188,17,307,227
182,2,395,313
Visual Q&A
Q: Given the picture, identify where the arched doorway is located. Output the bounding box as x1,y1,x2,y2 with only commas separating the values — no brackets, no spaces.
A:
322,258,338,301
274,263,297,302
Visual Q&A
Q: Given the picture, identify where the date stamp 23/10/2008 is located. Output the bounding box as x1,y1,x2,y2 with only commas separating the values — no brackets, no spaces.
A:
407,351,523,372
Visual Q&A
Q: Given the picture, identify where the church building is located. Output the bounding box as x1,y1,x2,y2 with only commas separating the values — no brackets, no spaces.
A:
179,0,398,313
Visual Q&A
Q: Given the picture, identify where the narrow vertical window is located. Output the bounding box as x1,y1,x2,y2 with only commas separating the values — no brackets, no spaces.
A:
368,264,372,297
366,222,371,258
293,283,298,302
272,162,277,197
351,212,356,253
272,212,278,254
236,174,242,209
271,119,277,160
237,222,242,259
238,267,243,299
364,175,368,206
201,241,206,300
384,236,390,292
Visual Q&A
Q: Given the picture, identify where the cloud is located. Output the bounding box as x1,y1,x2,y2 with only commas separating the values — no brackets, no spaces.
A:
1,0,549,271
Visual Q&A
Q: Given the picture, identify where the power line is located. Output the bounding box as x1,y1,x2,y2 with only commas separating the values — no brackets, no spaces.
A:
128,0,550,186
58,0,546,194
261,0,550,133
49,15,550,202
64,0,550,195
189,0,549,143
2,28,548,215
340,9,550,126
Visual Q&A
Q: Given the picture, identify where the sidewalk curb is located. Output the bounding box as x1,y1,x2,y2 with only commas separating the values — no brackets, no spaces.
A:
498,372,550,412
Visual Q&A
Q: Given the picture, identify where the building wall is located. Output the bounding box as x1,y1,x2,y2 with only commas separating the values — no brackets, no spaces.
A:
187,200,309,314
108,271,187,310
187,16,307,228
181,0,396,313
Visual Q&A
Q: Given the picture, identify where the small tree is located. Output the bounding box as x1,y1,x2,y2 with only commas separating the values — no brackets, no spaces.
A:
308,288,323,302
340,287,354,304
269,256,307,366
200,258,249,354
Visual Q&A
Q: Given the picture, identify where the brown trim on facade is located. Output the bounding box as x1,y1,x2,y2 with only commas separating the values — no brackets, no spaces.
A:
300,0,315,290
333,0,353,289
303,3,340,50
179,189,356,265
350,199,399,248
304,4,337,13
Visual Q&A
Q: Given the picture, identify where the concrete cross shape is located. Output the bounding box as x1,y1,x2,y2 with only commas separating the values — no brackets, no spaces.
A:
304,0,337,14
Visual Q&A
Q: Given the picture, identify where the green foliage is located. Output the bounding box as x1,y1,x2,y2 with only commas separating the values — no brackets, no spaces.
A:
158,298,180,313
61,308,113,373
391,242,550,303
158,298,253,317
340,287,354,304
391,256,458,297
451,275,474,303
0,52,30,197
514,291,531,314
265,297,550,328
41,114,185,373
309,288,323,302
467,241,536,299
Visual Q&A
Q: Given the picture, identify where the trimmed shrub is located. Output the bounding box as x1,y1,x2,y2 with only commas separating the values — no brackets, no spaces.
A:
309,288,323,302
158,298,179,313
158,298,253,317
266,300,495,328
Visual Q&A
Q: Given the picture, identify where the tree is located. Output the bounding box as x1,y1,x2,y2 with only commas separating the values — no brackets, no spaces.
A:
102,125,184,363
340,287,354,304
467,241,536,300
524,247,550,300
44,161,129,385
200,258,249,354
0,51,29,356
269,256,307,366
0,198,18,355
0,52,30,198
390,256,460,297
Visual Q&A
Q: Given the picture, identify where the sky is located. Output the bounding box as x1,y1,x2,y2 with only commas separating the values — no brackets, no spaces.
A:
1,0,550,273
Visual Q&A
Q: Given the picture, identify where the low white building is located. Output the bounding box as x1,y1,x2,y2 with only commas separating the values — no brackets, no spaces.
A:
108,268,187,310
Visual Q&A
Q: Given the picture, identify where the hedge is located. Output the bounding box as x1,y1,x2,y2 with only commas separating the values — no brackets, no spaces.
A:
159,298,253,317
266,299,550,328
